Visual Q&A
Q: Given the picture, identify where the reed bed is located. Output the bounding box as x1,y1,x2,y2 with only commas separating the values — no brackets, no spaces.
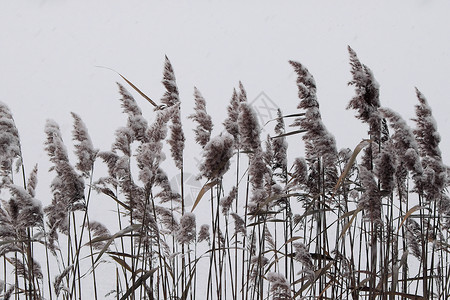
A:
0,47,449,299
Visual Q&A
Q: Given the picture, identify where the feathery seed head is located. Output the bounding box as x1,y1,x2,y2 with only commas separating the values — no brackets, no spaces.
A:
198,133,234,181
177,212,196,244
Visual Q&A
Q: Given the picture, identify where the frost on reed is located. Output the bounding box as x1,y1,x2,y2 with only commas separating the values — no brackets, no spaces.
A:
238,101,261,153
161,55,180,108
223,88,240,144
373,143,396,194
288,157,308,190
44,120,85,246
378,107,423,197
26,164,38,198
230,212,246,237
0,102,20,176
9,257,43,281
271,109,288,179
0,184,43,258
346,46,387,143
197,224,210,244
85,221,110,250
168,106,185,170
220,186,237,215
358,166,382,225
54,265,73,297
289,60,337,188
413,88,447,204
197,133,234,181
136,106,174,187
7,185,43,230
162,56,185,169
267,272,292,300
189,87,213,148
405,219,422,260
117,83,149,143
293,242,315,282
71,112,98,177
177,212,196,244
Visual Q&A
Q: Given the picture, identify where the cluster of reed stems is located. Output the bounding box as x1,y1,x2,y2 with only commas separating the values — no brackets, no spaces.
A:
0,47,449,299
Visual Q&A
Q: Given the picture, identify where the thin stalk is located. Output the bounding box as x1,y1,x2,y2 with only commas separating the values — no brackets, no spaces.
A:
180,167,186,297
234,149,240,300
85,214,99,300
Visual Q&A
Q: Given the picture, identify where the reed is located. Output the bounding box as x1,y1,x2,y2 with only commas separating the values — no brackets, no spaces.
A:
0,49,448,299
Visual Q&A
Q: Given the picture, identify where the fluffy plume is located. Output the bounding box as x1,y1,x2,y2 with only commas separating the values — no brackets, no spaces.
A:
54,265,73,297
264,224,276,250
267,272,292,300
155,205,179,234
223,89,240,144
197,224,210,244
230,212,246,236
0,194,41,256
220,186,237,215
133,205,158,247
71,112,98,177
97,151,119,179
238,102,261,152
198,133,234,180
379,107,424,196
8,184,43,229
238,81,247,103
112,127,134,157
159,57,185,168
347,46,387,142
413,88,441,159
117,83,149,142
154,168,181,204
189,87,213,147
358,166,381,225
247,148,271,216
135,108,176,186
147,104,175,142
405,219,422,260
9,256,43,280
136,141,162,186
177,212,196,244
412,89,447,203
26,164,38,198
288,157,308,189
373,143,396,193
249,255,269,284
86,221,110,250
168,104,185,169
289,60,337,181
379,108,422,173
247,187,268,217
115,156,146,209
271,109,288,175
161,56,180,107
293,242,315,282
44,120,85,223
249,148,269,190
0,102,21,173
